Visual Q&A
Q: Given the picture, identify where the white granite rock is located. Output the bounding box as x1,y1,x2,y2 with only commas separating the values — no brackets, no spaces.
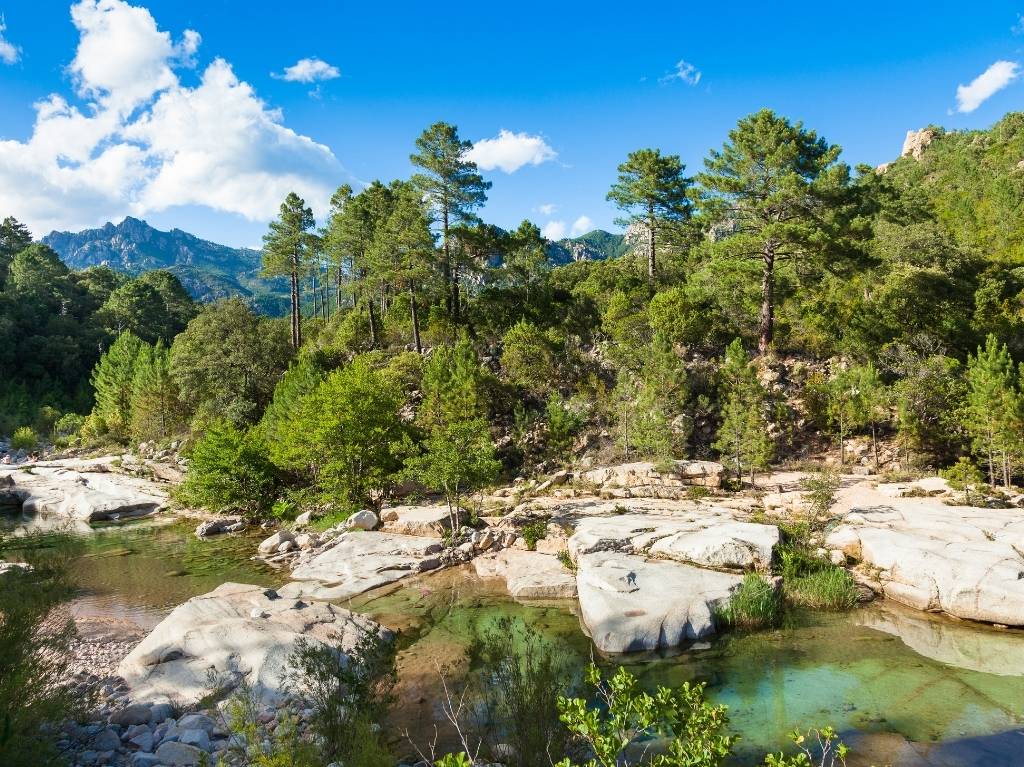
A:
279,532,444,600
473,549,577,599
575,553,741,652
118,583,386,705
346,509,379,531
379,504,464,536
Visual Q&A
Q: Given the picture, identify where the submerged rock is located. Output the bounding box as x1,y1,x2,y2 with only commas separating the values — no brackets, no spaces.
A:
575,552,741,652
118,583,388,705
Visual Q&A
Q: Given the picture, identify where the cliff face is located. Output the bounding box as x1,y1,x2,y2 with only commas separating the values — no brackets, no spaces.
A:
43,218,288,313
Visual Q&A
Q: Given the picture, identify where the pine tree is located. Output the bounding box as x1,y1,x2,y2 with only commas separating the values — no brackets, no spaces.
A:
607,148,693,281
0,216,32,288
91,331,146,438
630,333,689,463
419,337,488,431
965,334,1019,487
410,122,490,320
129,341,186,442
713,339,774,484
262,192,315,349
697,110,850,354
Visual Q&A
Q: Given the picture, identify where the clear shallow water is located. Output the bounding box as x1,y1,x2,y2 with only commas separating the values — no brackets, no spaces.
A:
4,514,1024,765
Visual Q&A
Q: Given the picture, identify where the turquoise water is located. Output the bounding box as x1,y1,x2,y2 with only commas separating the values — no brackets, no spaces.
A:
4,514,1023,765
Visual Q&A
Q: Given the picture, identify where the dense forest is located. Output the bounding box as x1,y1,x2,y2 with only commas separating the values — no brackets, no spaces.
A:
6,108,1024,509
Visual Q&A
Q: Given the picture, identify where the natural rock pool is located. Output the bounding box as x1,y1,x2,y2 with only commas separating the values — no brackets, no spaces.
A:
5,515,1024,766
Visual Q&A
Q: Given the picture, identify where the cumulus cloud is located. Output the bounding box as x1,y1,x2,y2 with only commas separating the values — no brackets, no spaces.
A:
465,129,557,173
570,215,593,237
956,60,1020,113
0,15,22,64
660,59,701,85
541,220,567,240
535,203,557,216
0,0,344,235
272,57,340,83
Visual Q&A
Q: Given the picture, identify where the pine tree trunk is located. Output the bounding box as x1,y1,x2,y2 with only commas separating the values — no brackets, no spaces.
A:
1003,450,1011,488
312,273,319,319
367,297,378,348
647,206,656,283
336,265,344,310
442,206,453,315
289,266,300,349
758,244,776,355
409,284,422,354
988,428,995,487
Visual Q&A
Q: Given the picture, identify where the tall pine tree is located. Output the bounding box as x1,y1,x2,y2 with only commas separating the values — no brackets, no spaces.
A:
262,192,315,349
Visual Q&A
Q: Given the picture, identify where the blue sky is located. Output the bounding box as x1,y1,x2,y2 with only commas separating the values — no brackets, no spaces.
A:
1,1,1024,247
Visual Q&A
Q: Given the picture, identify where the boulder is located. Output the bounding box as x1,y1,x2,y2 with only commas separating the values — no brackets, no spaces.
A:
155,741,204,766
575,553,741,652
279,532,444,600
580,460,723,491
346,509,379,531
379,504,465,536
117,583,387,705
473,549,577,599
257,530,294,555
109,702,152,727
826,494,1024,626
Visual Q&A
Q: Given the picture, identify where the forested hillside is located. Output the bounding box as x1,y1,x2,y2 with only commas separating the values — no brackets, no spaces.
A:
5,109,1024,502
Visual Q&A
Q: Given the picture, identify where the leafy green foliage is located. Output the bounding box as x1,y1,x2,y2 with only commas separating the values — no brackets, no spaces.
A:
519,520,548,550
9,426,37,452
274,357,413,509
129,340,187,443
90,331,145,438
175,420,278,518
555,665,738,767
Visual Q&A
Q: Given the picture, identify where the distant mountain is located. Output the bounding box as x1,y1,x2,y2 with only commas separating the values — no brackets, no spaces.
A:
43,217,289,314
546,229,629,265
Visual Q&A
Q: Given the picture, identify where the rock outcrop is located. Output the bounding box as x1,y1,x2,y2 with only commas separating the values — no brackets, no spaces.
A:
575,553,741,652
569,512,778,571
581,460,724,492
826,496,1024,626
279,532,443,600
0,461,166,522
901,128,936,160
379,504,465,536
118,583,387,705
473,549,577,599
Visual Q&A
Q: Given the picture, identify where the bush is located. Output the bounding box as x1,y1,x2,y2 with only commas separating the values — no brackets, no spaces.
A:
469,617,573,766
501,320,560,397
941,457,986,505
520,519,548,550
215,680,320,767
174,420,278,518
9,426,37,452
288,631,395,766
784,566,858,611
52,412,85,440
715,573,783,630
0,533,91,767
799,469,840,525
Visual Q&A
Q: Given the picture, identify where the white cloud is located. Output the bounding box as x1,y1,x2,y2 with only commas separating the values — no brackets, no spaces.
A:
0,0,345,235
536,203,557,216
570,215,593,237
465,129,557,173
1014,14,1024,35
272,57,340,83
956,60,1020,113
0,15,22,64
541,220,567,240
660,59,701,85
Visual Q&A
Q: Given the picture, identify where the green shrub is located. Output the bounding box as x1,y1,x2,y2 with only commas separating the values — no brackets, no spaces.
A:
174,420,278,518
52,413,85,440
9,426,37,452
288,631,395,766
686,485,712,501
941,457,986,505
469,616,573,766
784,566,857,611
0,533,91,767
715,572,783,630
556,549,576,572
215,680,320,767
799,469,840,525
520,519,548,550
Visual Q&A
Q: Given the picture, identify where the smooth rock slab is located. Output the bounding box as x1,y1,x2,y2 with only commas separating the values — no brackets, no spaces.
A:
826,501,1024,626
379,504,465,536
575,552,741,653
0,464,165,522
473,549,577,599
118,583,386,705
569,513,777,571
280,532,444,600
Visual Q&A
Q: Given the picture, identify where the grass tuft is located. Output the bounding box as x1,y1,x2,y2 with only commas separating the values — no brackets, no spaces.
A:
715,573,783,630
